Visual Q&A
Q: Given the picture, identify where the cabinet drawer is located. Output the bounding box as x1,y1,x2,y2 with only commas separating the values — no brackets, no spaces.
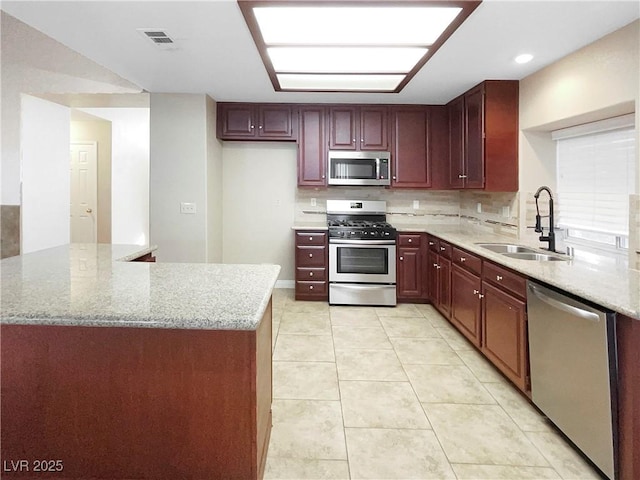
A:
427,236,439,252
452,247,482,275
295,281,327,297
295,231,327,246
296,267,326,282
483,261,526,299
296,246,326,267
438,241,452,259
398,234,422,247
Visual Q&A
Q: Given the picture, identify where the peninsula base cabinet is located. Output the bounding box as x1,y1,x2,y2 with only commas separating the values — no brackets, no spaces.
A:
0,303,274,480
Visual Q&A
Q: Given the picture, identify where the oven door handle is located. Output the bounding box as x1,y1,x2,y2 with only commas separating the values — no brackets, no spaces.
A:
329,239,396,245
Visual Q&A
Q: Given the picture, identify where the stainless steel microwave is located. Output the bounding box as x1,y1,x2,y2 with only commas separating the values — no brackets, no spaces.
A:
327,151,391,186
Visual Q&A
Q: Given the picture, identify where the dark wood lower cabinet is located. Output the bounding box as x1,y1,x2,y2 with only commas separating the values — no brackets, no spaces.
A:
450,265,482,347
0,303,273,480
617,314,640,480
397,246,422,299
294,230,328,301
437,257,452,318
481,281,529,392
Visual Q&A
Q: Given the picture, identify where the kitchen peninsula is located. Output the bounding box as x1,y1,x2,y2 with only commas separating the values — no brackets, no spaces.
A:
1,244,280,480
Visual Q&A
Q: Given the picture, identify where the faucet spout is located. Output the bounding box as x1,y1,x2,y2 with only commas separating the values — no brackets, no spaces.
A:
533,186,556,252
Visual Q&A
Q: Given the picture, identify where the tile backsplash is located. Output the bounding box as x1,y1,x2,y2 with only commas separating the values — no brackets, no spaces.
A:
295,188,519,235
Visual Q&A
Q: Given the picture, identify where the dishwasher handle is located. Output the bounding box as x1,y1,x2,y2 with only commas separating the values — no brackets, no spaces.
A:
528,283,601,323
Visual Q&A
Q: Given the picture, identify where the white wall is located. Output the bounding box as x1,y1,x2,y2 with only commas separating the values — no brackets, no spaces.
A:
518,20,640,256
222,143,297,282
1,11,140,206
21,95,70,253
206,96,224,263
79,108,150,245
149,94,208,262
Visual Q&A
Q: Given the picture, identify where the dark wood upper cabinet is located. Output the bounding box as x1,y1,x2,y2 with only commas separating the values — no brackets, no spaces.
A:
428,105,451,190
391,106,430,188
329,107,357,150
329,105,388,151
447,80,519,191
297,106,327,187
217,103,296,141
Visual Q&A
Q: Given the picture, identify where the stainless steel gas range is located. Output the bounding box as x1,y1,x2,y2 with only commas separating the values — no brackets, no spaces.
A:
326,200,397,306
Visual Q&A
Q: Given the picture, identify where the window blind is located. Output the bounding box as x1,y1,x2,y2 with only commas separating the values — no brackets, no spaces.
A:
554,117,636,237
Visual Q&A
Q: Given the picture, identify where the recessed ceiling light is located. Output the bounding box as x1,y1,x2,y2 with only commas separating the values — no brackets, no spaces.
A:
515,53,534,64
239,1,482,93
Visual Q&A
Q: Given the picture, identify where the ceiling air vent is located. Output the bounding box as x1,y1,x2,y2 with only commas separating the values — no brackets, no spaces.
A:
137,29,176,49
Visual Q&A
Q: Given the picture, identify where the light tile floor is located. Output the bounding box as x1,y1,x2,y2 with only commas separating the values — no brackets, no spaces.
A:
266,289,603,480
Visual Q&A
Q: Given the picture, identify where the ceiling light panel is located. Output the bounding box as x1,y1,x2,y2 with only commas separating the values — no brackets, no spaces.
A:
277,74,405,92
239,1,482,93
254,7,462,45
267,47,428,73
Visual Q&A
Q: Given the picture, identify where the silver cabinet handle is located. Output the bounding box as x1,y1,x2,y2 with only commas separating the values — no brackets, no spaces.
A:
473,289,479,295
250,125,255,129
399,256,404,261
309,272,314,277
429,241,434,246
433,263,438,267
436,265,441,270
259,125,263,129
321,175,326,179
478,294,485,299
309,253,313,258
309,236,313,241
459,174,468,179
460,257,466,262
496,275,503,281
392,176,397,180
309,285,314,290
440,247,445,251
408,238,412,243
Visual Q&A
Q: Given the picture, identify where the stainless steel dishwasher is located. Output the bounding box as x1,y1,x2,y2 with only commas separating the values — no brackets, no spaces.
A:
527,281,618,479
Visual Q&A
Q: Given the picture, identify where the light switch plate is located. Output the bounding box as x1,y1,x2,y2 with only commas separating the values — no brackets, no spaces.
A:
413,200,420,209
502,206,511,218
180,202,196,214
476,202,482,213
311,198,317,207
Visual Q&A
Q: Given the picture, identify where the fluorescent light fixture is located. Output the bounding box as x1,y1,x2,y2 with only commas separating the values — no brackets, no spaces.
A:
254,7,461,45
277,74,405,92
239,1,482,93
515,53,534,64
268,47,428,74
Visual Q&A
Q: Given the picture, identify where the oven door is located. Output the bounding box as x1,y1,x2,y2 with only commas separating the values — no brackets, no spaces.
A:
329,240,396,284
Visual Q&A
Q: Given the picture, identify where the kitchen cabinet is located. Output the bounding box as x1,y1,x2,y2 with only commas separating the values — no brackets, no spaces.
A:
481,261,529,392
297,106,327,187
217,103,296,140
447,80,519,191
294,230,328,300
428,237,452,318
390,106,430,188
329,105,388,151
396,233,427,302
450,247,483,347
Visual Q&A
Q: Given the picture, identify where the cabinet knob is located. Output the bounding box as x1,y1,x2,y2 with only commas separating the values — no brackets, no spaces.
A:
309,236,313,241
309,272,314,277
322,175,326,179
352,138,356,142
440,247,445,251
309,253,313,258
408,238,412,243
309,285,314,290
428,241,434,246
459,174,468,179
478,294,485,299
399,256,404,261
392,176,397,180
436,265,441,270
250,125,255,129
496,275,503,281
259,125,263,129
460,257,466,262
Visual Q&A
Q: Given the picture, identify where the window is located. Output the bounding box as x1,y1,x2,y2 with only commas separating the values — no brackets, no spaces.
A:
553,114,636,250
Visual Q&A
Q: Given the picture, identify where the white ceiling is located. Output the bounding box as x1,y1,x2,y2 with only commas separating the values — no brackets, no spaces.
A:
2,0,639,105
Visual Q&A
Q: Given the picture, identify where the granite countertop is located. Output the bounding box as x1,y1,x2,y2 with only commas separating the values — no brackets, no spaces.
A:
291,223,328,231
394,224,640,320
1,244,281,330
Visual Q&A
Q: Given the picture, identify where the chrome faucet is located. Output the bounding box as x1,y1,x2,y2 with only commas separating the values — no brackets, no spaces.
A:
534,186,556,252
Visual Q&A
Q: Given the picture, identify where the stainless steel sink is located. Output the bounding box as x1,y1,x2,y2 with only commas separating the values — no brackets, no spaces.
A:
502,252,567,262
475,243,540,254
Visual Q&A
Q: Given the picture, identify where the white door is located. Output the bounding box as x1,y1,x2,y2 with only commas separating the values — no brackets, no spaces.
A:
70,142,98,243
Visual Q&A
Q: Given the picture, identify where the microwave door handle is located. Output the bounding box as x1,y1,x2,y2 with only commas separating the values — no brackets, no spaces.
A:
376,159,380,179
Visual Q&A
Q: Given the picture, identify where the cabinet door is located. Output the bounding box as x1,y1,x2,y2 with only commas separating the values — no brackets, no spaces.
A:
397,246,422,300
437,256,452,319
258,105,294,139
391,106,430,188
448,96,465,188
428,106,451,190
481,281,528,392
360,106,388,150
450,265,482,347
464,86,485,188
218,104,256,139
329,107,357,150
427,250,439,304
297,106,327,186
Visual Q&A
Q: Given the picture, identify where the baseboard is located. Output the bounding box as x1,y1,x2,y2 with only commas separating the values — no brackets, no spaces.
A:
275,280,295,289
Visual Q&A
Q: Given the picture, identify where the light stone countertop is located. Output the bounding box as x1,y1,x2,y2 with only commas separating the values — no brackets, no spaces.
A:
291,223,328,231
1,243,281,330
394,224,640,320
